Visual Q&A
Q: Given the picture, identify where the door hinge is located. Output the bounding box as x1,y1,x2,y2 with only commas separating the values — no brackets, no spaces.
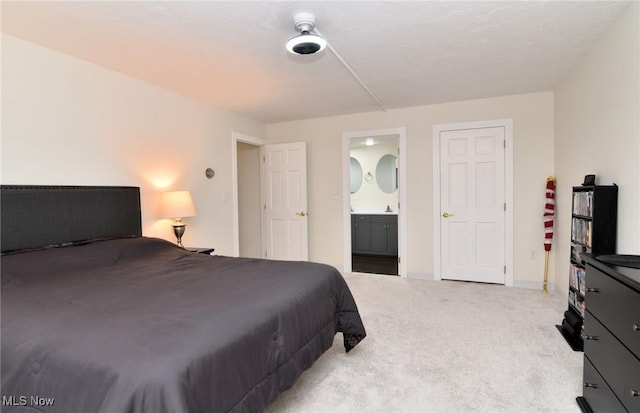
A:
398,256,401,264
398,202,400,209
263,156,265,162
503,202,506,211
504,265,506,274
503,140,506,148
264,204,266,210
265,251,268,257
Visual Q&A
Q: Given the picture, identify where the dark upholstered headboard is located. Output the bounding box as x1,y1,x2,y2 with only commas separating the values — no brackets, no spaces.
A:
1,185,142,252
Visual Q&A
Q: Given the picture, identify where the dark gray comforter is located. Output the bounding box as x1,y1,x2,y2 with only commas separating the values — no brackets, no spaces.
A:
1,237,365,412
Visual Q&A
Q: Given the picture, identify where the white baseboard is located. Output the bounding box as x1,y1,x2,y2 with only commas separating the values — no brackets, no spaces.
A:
407,272,434,280
513,280,557,293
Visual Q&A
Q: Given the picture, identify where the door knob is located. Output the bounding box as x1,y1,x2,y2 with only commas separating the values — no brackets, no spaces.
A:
296,211,307,217
442,212,454,218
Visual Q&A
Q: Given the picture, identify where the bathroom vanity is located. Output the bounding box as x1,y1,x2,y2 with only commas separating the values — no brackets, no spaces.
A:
351,213,397,257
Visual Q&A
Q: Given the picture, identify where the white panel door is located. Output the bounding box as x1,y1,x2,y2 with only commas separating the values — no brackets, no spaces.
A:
440,127,505,283
262,142,308,261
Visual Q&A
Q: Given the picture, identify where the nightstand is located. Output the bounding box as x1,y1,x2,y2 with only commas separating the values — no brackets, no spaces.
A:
188,247,215,255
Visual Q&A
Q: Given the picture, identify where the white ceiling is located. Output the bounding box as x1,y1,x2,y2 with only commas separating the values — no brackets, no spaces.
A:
1,1,632,124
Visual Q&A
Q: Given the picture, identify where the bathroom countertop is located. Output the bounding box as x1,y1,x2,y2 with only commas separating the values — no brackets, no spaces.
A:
351,210,397,215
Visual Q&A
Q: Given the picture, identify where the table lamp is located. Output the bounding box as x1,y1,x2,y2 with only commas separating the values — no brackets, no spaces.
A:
161,190,196,248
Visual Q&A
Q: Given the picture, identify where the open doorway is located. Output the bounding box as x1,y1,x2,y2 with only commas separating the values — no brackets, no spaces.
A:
232,134,310,261
231,132,264,258
350,136,399,275
342,128,407,277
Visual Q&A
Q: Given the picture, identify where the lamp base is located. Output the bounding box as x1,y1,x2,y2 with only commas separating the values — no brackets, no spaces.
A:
172,224,186,248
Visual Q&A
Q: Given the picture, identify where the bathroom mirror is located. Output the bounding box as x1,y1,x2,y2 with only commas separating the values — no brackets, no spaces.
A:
350,157,363,193
376,154,398,193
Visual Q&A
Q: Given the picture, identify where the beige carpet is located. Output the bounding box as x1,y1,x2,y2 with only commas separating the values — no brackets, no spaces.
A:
267,273,583,413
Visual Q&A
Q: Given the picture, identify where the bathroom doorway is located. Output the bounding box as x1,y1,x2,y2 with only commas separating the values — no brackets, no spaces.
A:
342,128,407,277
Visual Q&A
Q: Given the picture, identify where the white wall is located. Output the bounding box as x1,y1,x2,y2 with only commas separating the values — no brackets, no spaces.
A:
1,34,265,254
267,92,555,287
350,142,399,213
7,2,635,292
554,3,640,295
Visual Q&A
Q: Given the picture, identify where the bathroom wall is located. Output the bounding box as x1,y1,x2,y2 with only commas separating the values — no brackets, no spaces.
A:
350,142,399,213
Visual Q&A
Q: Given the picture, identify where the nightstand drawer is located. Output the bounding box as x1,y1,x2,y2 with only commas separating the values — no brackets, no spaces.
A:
582,357,626,413
584,311,640,412
586,265,640,357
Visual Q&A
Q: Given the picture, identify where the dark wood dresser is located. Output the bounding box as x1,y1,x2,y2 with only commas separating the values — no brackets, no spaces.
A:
577,254,640,412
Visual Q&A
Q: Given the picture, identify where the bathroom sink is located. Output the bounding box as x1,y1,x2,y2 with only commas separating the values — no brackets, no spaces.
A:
596,254,640,269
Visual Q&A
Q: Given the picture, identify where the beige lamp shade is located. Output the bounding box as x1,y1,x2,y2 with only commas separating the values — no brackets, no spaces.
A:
160,190,196,219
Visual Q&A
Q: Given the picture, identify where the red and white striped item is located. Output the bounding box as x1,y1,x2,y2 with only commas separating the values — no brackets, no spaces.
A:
544,178,556,252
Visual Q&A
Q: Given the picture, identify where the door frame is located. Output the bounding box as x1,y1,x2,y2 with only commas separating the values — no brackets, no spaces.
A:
231,132,265,257
342,127,407,277
432,119,514,286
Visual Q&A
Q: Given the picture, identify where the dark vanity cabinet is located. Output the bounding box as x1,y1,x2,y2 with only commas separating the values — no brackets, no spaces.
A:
352,215,372,253
352,214,397,256
577,255,640,413
371,215,398,256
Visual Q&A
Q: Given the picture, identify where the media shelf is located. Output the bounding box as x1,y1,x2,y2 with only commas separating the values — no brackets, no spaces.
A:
556,184,617,352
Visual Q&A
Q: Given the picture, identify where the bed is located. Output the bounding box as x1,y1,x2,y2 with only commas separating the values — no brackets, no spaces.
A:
1,185,366,413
